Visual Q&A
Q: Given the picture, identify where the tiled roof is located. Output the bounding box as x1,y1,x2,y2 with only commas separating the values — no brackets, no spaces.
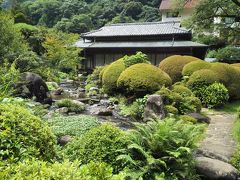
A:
81,21,190,38
75,40,207,48
160,0,198,10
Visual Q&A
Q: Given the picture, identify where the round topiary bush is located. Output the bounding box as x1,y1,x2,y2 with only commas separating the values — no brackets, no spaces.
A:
185,96,202,113
186,69,220,90
202,83,229,108
172,85,193,97
209,63,230,85
182,60,211,76
102,59,126,93
63,124,127,172
99,64,109,83
117,63,172,94
0,103,56,162
159,55,200,82
231,63,240,69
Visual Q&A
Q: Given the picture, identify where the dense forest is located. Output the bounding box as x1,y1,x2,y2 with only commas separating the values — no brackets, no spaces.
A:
2,0,162,34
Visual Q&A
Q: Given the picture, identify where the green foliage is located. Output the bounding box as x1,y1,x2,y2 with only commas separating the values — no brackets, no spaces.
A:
0,103,56,163
117,63,172,94
56,99,85,113
1,159,121,180
123,51,150,68
202,83,229,108
182,60,212,76
0,63,20,100
99,64,110,83
156,86,202,115
119,95,148,120
48,115,100,138
63,124,128,172
159,55,200,83
215,46,240,61
46,82,59,91
118,118,205,179
179,115,197,124
0,12,27,61
102,58,126,93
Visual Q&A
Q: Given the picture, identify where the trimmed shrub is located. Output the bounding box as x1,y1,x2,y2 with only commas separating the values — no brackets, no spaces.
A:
172,85,193,97
1,160,122,180
102,59,126,93
56,99,85,113
182,60,211,76
63,124,128,172
202,83,229,108
179,115,197,124
186,69,219,90
48,115,100,138
0,104,56,162
210,63,230,85
165,105,178,115
99,64,110,83
123,51,150,67
117,63,172,94
231,63,240,68
185,96,202,113
159,55,200,82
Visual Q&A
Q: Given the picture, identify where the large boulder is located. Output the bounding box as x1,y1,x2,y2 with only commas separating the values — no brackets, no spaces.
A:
196,157,238,180
187,113,210,124
15,72,52,104
143,95,165,121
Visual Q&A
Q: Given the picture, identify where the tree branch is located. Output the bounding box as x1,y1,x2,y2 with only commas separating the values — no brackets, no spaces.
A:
231,0,240,7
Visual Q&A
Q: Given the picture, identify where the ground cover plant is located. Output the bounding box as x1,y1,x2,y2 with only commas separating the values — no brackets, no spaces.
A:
48,115,100,138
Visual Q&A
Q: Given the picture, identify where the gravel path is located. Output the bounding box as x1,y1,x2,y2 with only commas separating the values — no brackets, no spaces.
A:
197,110,237,163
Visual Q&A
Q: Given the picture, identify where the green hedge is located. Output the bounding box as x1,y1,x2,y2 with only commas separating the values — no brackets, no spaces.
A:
0,104,56,162
159,55,200,82
182,60,211,76
102,59,126,93
117,63,172,94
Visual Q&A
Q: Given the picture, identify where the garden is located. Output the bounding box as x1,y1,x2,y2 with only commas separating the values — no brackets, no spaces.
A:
1,50,240,179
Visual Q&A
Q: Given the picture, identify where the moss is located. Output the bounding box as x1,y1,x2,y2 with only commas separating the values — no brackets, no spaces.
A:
159,55,200,83
182,60,211,76
117,63,172,94
102,59,126,93
172,85,193,97
186,69,220,90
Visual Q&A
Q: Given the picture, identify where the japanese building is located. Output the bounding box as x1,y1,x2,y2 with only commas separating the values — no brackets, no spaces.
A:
75,21,208,70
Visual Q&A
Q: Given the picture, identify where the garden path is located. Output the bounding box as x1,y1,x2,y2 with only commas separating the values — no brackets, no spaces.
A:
197,110,237,163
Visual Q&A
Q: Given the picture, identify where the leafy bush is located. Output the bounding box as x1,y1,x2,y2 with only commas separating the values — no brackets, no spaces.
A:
56,99,85,113
202,83,229,108
102,59,126,93
1,159,123,180
182,60,211,76
214,46,240,61
46,82,59,91
119,95,148,120
0,104,56,163
118,118,205,179
117,63,172,94
156,87,202,115
86,65,106,85
99,64,110,83
63,124,128,172
159,55,200,82
48,115,100,138
123,51,150,67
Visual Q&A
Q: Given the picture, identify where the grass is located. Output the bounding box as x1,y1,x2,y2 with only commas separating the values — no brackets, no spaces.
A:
215,100,240,113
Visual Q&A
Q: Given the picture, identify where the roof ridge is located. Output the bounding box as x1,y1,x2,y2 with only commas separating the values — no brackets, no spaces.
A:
81,28,102,36
105,21,180,27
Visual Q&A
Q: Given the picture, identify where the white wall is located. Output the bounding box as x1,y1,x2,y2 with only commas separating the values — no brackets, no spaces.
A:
161,8,194,22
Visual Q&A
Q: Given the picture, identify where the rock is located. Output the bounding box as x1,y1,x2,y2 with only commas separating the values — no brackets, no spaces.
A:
77,92,86,99
188,113,210,124
89,87,99,92
53,88,64,95
143,95,165,121
58,135,72,146
55,107,68,114
78,98,90,103
196,157,238,180
90,106,113,116
14,72,52,104
77,87,85,92
72,100,85,107
68,112,77,116
100,99,111,107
